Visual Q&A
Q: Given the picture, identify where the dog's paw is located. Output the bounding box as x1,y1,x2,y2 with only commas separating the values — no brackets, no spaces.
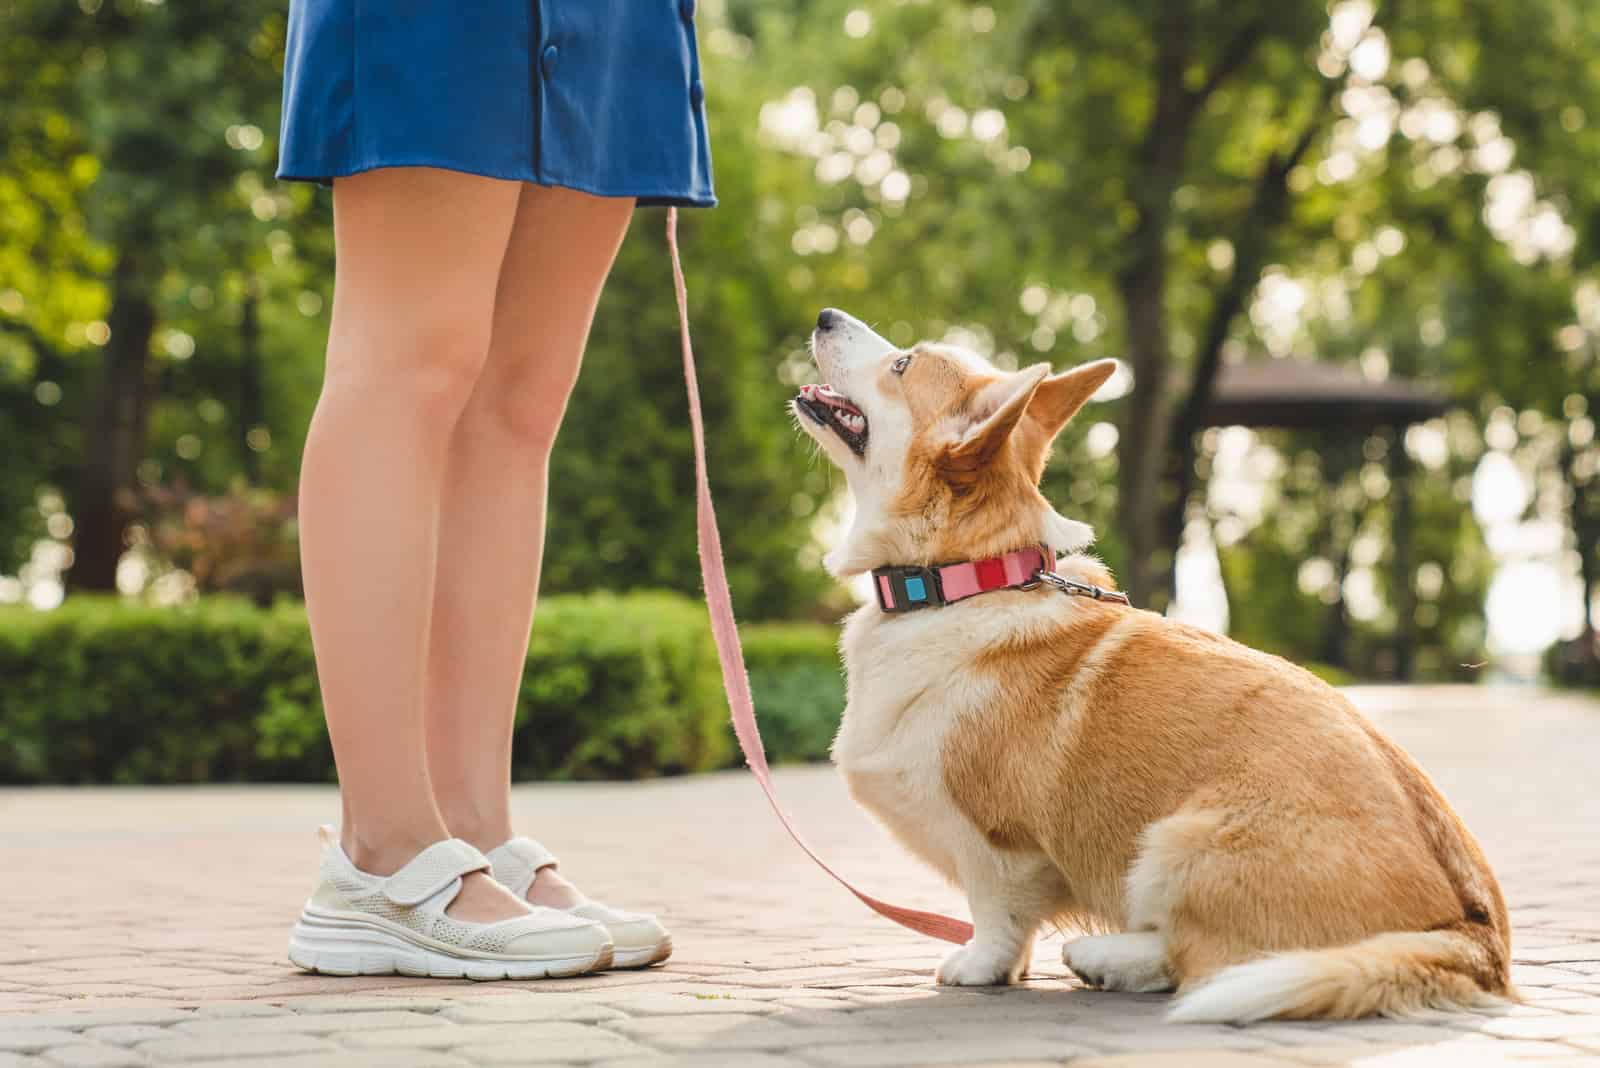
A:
1063,933,1174,993
936,944,1018,987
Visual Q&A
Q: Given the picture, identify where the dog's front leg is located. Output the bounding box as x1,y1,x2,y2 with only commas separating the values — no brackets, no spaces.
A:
936,849,1066,986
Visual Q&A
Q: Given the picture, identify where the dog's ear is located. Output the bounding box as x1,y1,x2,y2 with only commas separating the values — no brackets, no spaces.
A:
945,363,1051,473
1016,359,1119,481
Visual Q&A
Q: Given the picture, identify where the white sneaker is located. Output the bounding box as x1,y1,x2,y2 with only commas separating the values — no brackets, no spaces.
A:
487,837,673,970
289,835,613,979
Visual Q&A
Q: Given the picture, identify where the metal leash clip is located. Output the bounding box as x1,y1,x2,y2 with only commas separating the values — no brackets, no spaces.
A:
1031,568,1134,607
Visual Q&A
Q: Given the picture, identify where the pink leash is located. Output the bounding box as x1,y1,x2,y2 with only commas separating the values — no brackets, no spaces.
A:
666,208,973,946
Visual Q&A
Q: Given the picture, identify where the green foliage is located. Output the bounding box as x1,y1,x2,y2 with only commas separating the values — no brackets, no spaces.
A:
541,205,832,619
0,593,729,783
3,0,1598,674
0,595,320,783
513,592,732,780
743,621,845,762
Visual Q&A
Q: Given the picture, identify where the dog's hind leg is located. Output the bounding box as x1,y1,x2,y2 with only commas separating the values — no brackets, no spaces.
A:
1063,932,1174,992
936,847,1068,986
1061,810,1203,994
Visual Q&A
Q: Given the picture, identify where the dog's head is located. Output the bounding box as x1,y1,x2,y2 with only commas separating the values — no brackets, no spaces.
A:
793,308,1116,577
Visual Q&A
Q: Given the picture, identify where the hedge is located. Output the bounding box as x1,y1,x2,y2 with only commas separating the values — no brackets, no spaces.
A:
741,622,845,763
0,593,848,785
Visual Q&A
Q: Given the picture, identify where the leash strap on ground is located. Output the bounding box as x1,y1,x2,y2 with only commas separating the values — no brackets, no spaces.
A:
666,207,974,947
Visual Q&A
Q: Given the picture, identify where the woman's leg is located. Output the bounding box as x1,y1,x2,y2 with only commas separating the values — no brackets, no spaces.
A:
299,166,530,921
424,186,634,904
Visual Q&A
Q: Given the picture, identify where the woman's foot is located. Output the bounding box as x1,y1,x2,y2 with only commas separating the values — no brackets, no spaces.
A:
487,837,673,969
289,836,613,979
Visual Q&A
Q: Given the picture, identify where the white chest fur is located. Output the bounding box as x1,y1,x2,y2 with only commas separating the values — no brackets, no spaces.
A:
833,592,1077,886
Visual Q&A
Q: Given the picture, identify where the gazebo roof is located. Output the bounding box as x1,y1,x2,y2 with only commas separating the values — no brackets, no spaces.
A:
1201,359,1451,431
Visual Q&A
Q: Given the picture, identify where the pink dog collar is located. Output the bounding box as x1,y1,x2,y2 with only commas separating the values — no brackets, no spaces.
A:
872,546,1133,613
873,545,1051,613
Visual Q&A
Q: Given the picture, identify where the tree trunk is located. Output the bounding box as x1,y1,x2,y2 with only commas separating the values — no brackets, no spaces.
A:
1562,392,1600,682
1115,280,1179,610
69,250,157,591
1155,107,1330,608
1389,429,1415,680
238,278,264,482
1113,9,1194,611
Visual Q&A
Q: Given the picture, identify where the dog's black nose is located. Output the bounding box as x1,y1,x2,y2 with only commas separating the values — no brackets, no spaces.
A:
816,308,839,332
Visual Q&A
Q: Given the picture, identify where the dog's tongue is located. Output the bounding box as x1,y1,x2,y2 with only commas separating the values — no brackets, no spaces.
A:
800,383,864,417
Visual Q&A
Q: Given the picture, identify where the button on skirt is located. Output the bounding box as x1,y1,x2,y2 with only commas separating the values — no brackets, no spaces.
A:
276,0,715,207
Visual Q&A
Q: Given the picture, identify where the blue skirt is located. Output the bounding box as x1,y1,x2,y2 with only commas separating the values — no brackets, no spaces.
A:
277,0,715,207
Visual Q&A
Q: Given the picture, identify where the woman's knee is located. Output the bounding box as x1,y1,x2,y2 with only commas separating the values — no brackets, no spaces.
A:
466,342,584,453
324,314,496,427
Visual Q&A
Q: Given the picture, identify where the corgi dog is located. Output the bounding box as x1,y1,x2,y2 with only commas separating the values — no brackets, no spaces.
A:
791,307,1512,1023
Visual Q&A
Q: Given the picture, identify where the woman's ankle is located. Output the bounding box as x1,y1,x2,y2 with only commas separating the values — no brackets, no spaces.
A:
341,825,451,877
436,805,514,856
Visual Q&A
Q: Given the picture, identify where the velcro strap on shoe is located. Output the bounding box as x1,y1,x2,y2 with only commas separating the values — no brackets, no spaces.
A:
383,839,491,906
501,837,559,873
488,837,560,898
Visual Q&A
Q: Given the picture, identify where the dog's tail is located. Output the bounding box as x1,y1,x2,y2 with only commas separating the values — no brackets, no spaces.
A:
1167,923,1512,1024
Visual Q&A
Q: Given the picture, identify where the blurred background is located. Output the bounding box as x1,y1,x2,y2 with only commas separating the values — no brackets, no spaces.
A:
2,0,1597,785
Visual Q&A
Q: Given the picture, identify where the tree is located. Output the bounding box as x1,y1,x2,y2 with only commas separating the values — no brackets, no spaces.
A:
2,0,296,590
737,0,1600,662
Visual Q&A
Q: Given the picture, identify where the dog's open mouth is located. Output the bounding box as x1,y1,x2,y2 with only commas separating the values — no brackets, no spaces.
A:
795,383,869,455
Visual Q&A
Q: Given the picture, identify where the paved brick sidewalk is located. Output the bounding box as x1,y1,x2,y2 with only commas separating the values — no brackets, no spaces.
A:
2,686,1598,1066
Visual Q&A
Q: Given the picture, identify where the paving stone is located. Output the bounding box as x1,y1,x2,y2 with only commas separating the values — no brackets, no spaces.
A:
341,1020,620,1051
776,997,856,1011
170,1009,437,1037
1285,1035,1586,1065
1075,1055,1302,1068
601,1014,815,1049
1513,965,1593,987
0,1033,77,1055
134,1033,336,1062
1514,944,1600,964
1077,1024,1272,1053
175,1055,471,1068
1295,1021,1462,1043
1477,1014,1600,1039
272,994,451,1014
1548,997,1600,1015
455,1030,652,1063
38,1046,148,1068
28,988,165,1001
1234,1024,1369,1048
9,1012,192,1032
696,968,912,989
593,1055,811,1068
799,1037,1094,1066
1471,1038,1600,1058
0,996,66,1014
184,1002,289,1019
75,1028,165,1048
602,992,786,1016
598,984,854,1003
436,999,624,1024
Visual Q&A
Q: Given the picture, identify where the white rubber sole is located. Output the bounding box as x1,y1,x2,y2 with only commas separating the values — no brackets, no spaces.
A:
612,934,673,970
288,909,612,980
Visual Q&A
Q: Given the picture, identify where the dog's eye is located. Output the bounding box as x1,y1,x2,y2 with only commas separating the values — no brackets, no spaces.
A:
890,354,912,376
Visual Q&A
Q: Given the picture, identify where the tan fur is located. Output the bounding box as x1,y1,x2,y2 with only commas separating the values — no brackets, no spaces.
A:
874,347,1114,566
798,315,1511,1021
946,607,1510,993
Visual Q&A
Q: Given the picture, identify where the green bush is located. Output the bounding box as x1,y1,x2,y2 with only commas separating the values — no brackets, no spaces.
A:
0,592,1381,784
742,622,845,764
0,592,749,784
